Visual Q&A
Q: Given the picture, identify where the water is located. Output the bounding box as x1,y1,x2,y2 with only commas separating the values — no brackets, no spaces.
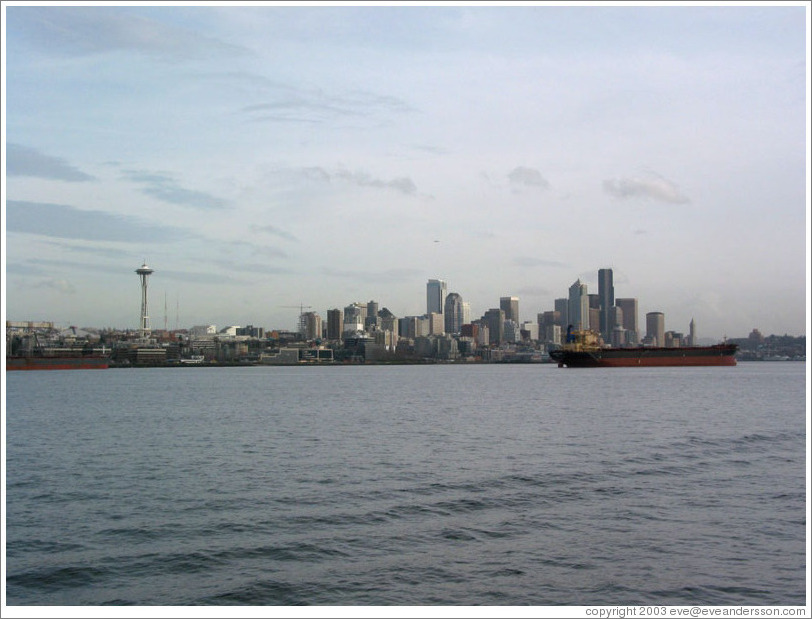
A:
4,363,807,606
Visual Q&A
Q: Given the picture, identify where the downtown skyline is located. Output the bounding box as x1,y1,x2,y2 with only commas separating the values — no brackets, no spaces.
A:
3,3,809,340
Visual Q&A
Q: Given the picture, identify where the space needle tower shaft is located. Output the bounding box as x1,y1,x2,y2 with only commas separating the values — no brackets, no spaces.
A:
136,262,154,338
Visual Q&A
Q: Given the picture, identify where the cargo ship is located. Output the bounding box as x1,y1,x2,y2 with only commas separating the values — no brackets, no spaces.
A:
7,321,111,371
6,348,111,371
549,328,738,368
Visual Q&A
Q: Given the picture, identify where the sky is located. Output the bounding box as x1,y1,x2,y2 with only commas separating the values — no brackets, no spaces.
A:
2,2,809,340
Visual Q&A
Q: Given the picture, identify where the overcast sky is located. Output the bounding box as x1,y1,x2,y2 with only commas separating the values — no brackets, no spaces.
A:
2,3,809,339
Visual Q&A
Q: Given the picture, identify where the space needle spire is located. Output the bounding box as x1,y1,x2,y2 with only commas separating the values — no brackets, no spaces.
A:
136,262,154,338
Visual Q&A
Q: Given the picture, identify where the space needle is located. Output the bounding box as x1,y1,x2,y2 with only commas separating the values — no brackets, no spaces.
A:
136,262,154,338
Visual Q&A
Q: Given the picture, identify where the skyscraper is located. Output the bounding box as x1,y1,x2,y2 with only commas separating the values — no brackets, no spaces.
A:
500,296,519,324
461,301,471,327
567,279,589,330
444,292,464,334
427,279,447,315
615,298,639,344
554,298,569,329
598,268,614,340
343,302,366,335
326,308,343,340
365,300,379,331
646,312,665,347
483,308,505,346
302,312,322,341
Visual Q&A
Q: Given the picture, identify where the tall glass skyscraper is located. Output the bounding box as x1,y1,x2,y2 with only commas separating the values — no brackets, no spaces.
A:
598,268,614,340
444,292,464,334
427,279,447,315
500,296,519,324
616,297,639,344
568,279,589,330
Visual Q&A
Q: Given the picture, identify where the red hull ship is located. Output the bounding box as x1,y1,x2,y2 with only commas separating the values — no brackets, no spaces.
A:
549,329,738,368
6,345,110,371
6,355,110,371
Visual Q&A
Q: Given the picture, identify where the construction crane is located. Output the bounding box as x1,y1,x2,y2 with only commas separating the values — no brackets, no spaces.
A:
279,304,313,333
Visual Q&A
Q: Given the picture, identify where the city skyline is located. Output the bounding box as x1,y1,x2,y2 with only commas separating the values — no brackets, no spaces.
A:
3,4,809,339
39,264,800,344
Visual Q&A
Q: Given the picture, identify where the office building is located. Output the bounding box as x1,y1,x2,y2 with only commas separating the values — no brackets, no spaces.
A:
444,292,464,334
598,268,614,341
483,308,505,346
568,280,589,330
378,308,399,336
554,298,569,328
302,312,322,341
500,296,519,324
427,312,444,335
343,302,367,335
520,321,538,341
503,319,520,343
326,308,343,340
616,298,639,344
427,279,447,315
646,312,665,347
365,300,379,331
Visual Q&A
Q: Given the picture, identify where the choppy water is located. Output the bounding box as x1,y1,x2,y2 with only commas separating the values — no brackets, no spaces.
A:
4,363,807,606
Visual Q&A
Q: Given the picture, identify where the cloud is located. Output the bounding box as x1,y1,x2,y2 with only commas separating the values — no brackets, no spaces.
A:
508,166,550,189
123,170,229,210
515,285,552,297
333,169,417,195
210,260,294,276
321,267,422,282
220,240,288,260
9,6,249,61
43,241,130,259
6,144,95,181
512,257,568,268
28,257,133,275
257,165,420,197
6,200,185,243
31,278,76,294
242,87,414,124
250,224,299,242
603,174,690,204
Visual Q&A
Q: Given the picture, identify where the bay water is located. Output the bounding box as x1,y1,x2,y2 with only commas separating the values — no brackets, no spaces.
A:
4,363,807,606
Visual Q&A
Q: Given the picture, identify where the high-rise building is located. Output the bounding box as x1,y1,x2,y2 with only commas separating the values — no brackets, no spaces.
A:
365,300,379,331
427,279,447,315
503,320,520,343
568,280,589,330
688,318,697,346
377,306,397,329
521,321,538,341
646,312,665,347
554,298,569,328
500,296,519,324
616,298,639,344
302,312,322,341
343,302,366,335
483,308,505,345
462,301,471,327
589,307,601,333
427,312,444,335
444,292,464,334
326,308,343,340
598,268,614,341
